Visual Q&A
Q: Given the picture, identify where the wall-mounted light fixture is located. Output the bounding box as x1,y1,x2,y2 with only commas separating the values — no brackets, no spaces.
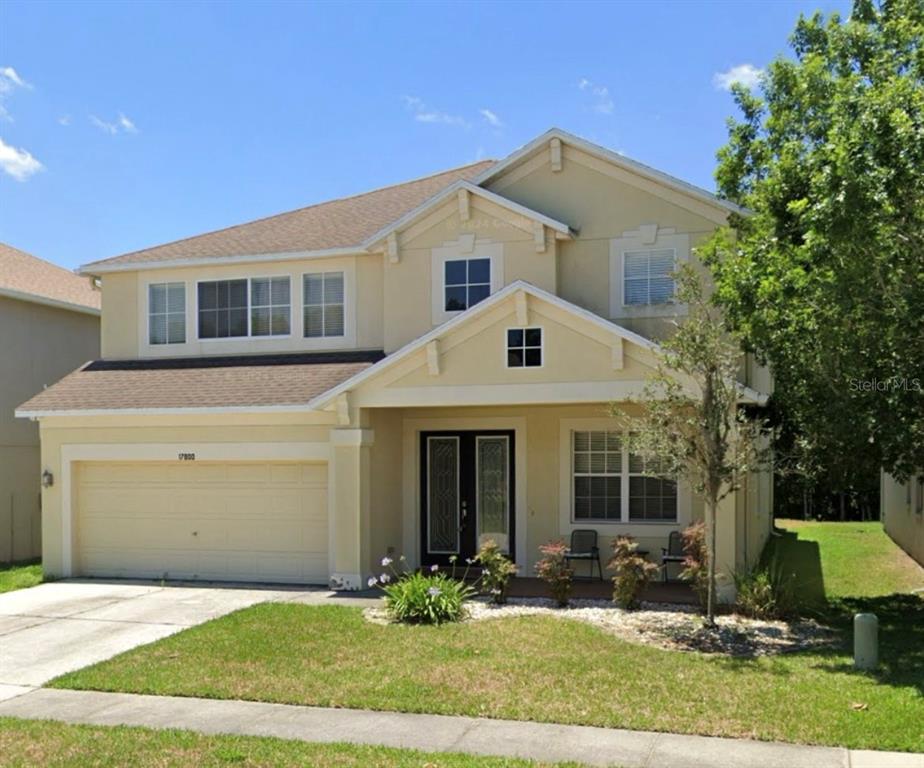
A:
41,469,54,488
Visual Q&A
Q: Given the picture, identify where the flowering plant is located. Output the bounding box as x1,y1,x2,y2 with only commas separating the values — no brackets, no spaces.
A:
369,556,476,625
608,535,659,610
535,540,573,607
474,539,518,604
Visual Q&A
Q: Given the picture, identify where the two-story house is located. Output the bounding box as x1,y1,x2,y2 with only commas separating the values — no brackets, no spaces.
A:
17,129,772,598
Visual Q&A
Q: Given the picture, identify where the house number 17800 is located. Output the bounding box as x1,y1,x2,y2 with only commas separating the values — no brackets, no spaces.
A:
177,453,196,461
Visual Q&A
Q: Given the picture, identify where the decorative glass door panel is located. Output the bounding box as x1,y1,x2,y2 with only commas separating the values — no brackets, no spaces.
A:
426,436,459,554
476,436,509,553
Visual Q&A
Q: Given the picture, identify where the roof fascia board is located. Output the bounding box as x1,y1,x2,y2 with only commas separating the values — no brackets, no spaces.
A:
0,286,101,316
80,247,367,276
15,403,315,419
472,128,748,217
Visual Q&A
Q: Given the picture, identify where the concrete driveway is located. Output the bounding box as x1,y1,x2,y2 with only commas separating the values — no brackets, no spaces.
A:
0,579,374,696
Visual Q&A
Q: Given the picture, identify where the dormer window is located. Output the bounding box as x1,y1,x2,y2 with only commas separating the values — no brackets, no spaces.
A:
444,258,490,312
624,249,675,305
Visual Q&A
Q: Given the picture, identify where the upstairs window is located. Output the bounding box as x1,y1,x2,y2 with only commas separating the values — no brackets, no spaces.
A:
198,279,248,339
148,282,185,345
444,257,490,312
304,272,344,337
250,277,290,337
507,328,542,368
624,249,675,305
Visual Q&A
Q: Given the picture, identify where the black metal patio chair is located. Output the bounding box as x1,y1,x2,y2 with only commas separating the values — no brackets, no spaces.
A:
661,530,686,582
564,529,604,581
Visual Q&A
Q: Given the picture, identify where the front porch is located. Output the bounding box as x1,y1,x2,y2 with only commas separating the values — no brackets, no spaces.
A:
505,576,698,605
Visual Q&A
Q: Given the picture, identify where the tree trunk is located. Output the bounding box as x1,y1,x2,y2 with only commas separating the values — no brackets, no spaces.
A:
706,497,718,625
839,492,846,522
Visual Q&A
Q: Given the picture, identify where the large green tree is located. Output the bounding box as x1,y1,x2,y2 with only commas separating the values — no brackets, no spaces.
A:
708,0,924,486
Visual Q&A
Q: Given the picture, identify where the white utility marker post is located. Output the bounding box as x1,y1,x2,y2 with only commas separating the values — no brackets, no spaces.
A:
853,613,879,670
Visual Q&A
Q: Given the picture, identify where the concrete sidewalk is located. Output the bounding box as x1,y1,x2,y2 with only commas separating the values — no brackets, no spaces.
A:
0,688,919,768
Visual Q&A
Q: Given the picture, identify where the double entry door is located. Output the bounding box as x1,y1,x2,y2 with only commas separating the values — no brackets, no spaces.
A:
420,430,515,567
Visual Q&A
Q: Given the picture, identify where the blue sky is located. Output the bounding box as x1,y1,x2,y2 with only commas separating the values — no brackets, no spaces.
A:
0,0,849,271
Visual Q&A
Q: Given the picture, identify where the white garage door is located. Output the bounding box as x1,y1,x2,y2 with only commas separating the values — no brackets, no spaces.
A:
76,461,328,584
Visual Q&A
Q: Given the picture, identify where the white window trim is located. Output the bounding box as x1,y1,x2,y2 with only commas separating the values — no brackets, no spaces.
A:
147,281,187,346
558,418,690,537
505,326,544,370
609,228,690,319
137,260,356,357
302,270,346,341
431,237,504,326
249,275,294,339
194,276,293,342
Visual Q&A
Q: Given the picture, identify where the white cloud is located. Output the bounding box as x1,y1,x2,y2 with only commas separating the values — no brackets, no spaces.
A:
0,67,30,94
0,66,32,123
713,64,764,91
0,136,43,181
118,112,137,133
91,112,139,135
479,108,502,128
402,95,468,127
57,114,71,126
577,78,614,115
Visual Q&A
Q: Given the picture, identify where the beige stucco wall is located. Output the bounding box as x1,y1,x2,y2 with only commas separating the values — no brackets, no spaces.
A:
36,412,336,578
381,198,557,353
0,296,99,562
99,255,383,359
378,403,745,585
882,471,924,566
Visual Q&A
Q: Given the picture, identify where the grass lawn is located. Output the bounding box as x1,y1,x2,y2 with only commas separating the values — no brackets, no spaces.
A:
51,598,923,753
772,520,924,604
0,561,43,594
0,717,569,767
47,521,924,754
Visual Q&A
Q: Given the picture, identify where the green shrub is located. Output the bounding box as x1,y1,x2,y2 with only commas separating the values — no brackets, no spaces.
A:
474,539,518,604
609,536,660,610
734,559,796,619
680,521,709,611
370,558,476,625
536,540,574,607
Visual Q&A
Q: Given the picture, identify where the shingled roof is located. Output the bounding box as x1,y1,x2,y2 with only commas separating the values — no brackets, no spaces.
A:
16,351,385,415
0,242,101,313
83,160,495,271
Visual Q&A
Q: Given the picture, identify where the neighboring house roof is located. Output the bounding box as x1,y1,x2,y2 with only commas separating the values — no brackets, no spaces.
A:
0,242,101,315
473,128,748,217
81,161,495,273
15,351,384,416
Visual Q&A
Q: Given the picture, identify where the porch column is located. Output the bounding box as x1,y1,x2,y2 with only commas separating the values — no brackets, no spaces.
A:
711,490,738,604
329,428,374,591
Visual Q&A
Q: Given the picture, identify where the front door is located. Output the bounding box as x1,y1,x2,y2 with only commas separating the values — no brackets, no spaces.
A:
420,430,515,567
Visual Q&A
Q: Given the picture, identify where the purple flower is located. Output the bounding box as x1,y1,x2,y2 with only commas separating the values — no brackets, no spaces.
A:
367,576,378,588
381,556,393,567
379,573,391,584
430,564,439,572
427,587,442,597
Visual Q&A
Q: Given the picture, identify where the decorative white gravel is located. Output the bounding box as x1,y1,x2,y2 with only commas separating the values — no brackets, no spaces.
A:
365,596,838,657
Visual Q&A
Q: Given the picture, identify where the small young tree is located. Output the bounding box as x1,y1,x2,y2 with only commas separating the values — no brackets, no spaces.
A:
612,262,766,624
